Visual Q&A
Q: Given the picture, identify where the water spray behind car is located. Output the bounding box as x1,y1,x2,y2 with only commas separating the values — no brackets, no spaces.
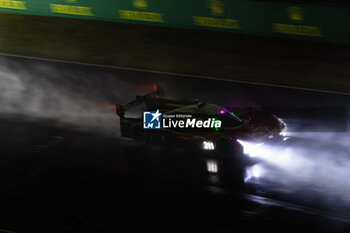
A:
238,125,350,214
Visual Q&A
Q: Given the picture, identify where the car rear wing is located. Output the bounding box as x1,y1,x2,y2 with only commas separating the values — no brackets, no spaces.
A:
114,85,165,118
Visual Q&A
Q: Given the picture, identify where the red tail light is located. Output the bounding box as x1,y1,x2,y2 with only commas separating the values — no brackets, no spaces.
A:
114,104,122,114
153,84,164,97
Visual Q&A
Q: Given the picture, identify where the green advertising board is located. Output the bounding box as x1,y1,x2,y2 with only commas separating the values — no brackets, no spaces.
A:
0,0,348,43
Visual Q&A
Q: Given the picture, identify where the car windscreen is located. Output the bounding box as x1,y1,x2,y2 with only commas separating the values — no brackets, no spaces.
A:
217,112,244,128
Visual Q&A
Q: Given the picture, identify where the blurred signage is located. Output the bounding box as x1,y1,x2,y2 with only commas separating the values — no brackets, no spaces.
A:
133,0,147,9
50,0,93,16
119,0,164,23
0,0,346,43
0,0,27,10
193,0,240,30
272,6,322,37
208,0,224,16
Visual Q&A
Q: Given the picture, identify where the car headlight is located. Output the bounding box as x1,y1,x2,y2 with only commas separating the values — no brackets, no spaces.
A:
278,118,288,137
237,140,263,157
280,127,288,137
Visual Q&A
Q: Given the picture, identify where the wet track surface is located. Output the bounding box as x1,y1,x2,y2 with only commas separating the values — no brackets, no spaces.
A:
0,56,350,232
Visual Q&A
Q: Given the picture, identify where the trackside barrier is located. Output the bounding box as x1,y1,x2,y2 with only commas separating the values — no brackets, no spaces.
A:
0,0,349,43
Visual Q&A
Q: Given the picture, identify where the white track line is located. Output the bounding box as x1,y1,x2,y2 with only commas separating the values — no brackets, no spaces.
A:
244,193,350,222
0,52,349,96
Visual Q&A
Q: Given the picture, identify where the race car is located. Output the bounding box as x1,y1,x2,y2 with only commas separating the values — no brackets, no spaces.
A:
114,85,287,157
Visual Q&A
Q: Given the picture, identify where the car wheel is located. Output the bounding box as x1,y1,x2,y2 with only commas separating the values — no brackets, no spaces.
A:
215,136,234,158
131,125,146,143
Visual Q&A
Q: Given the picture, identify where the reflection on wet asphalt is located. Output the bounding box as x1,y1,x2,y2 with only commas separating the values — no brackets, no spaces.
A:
1,116,349,233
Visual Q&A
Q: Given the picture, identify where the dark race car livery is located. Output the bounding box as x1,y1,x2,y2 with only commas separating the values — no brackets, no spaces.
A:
114,85,287,157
